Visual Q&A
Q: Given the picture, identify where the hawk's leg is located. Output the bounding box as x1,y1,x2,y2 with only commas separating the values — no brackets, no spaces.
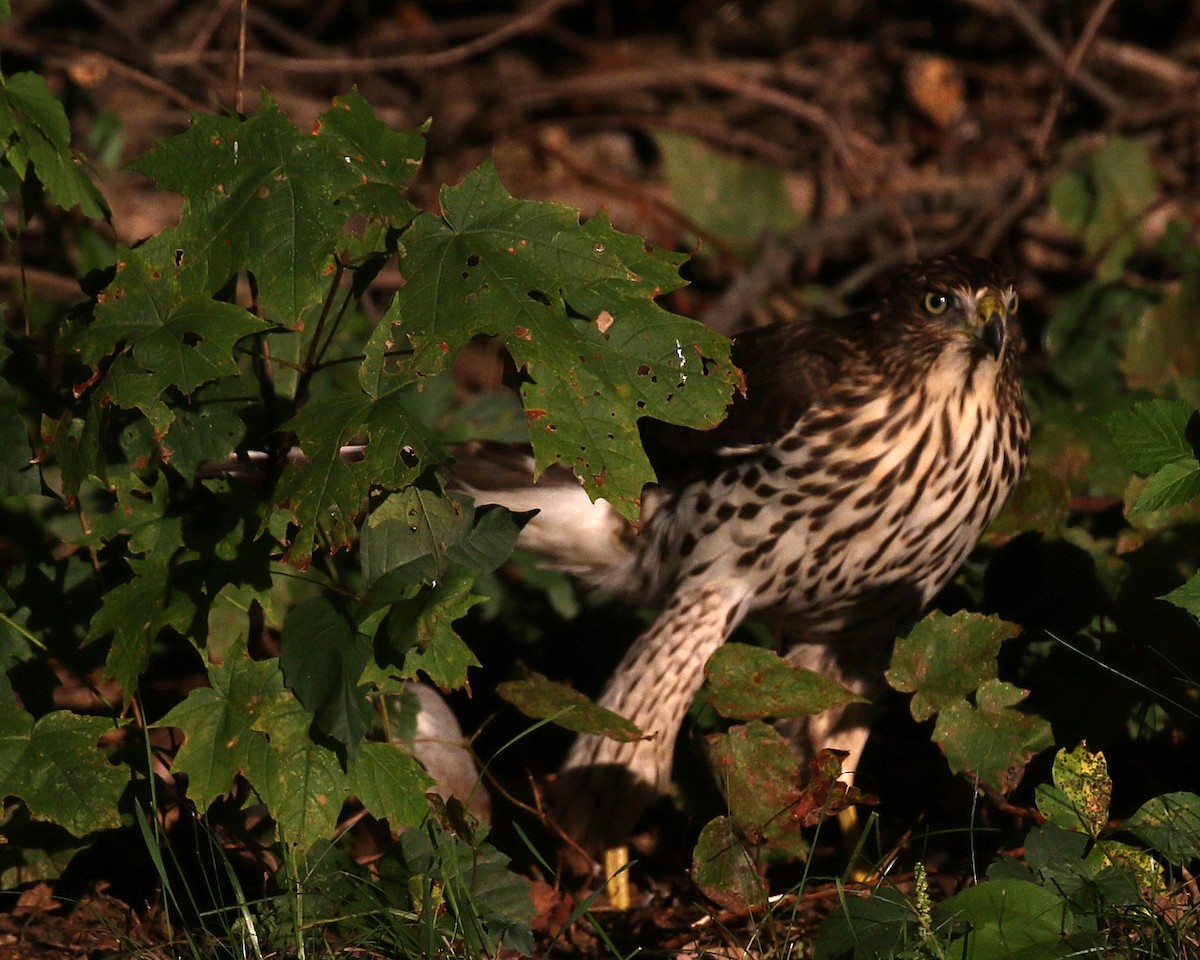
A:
776,634,893,786
555,582,748,848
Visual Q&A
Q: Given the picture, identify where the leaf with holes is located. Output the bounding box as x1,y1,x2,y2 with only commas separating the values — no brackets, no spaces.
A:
275,389,444,567
129,92,422,323
1037,743,1112,837
78,248,270,397
385,159,737,517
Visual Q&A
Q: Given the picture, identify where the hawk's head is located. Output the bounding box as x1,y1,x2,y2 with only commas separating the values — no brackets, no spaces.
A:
873,254,1022,370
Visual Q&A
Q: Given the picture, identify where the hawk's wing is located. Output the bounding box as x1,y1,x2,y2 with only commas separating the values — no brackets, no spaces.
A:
641,311,862,486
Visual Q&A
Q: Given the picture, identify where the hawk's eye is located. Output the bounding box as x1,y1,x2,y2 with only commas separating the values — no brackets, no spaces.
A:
922,292,949,315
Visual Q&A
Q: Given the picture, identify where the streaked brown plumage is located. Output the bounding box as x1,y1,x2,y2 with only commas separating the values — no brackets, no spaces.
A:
461,254,1030,848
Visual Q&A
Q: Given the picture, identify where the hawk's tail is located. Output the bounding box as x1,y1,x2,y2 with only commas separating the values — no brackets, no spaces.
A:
554,583,749,848
448,444,636,586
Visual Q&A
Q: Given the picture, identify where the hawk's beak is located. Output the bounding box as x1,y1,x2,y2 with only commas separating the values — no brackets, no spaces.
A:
976,295,1006,360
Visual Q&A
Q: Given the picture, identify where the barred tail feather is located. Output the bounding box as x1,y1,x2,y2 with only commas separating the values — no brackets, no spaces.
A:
449,445,635,582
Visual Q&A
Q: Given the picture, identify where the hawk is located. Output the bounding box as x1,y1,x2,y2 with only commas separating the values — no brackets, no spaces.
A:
458,254,1029,847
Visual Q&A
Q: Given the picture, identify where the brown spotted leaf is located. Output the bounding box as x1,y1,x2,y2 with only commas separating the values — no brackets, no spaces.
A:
934,680,1053,795
703,723,861,856
496,671,643,742
886,610,1021,722
704,642,864,720
691,815,766,912
1036,742,1112,837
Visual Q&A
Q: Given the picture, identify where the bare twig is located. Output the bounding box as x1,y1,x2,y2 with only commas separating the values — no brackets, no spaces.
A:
957,0,1126,115
1091,37,1200,88
188,0,241,55
971,133,1106,256
0,263,84,301
0,32,209,113
157,0,580,74
1031,0,1120,158
508,59,882,199
700,183,1007,333
235,0,247,115
685,63,881,184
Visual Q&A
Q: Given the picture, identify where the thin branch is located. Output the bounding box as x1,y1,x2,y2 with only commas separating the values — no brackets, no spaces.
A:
957,0,1126,114
235,0,248,115
1031,0,1120,158
0,263,84,301
156,0,580,74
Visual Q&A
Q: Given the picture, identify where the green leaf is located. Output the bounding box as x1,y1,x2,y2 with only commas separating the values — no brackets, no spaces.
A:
388,159,736,517
1126,791,1200,864
130,96,388,321
495,671,643,741
814,886,919,960
1161,574,1200,617
382,570,484,690
0,344,39,496
246,686,348,851
313,88,424,226
935,879,1076,959
886,611,1021,721
0,709,124,836
1042,280,1155,410
1121,248,1200,404
40,408,105,498
1104,399,1198,474
703,720,825,855
162,381,249,477
81,248,270,395
126,95,424,398
703,642,863,720
1130,459,1200,514
87,556,197,696
363,490,522,597
362,484,466,589
279,596,375,751
691,815,766,913
77,473,182,556
654,130,805,245
0,72,108,219
154,645,283,809
934,680,1052,794
1050,137,1158,280
349,739,436,829
275,390,444,567
398,823,535,955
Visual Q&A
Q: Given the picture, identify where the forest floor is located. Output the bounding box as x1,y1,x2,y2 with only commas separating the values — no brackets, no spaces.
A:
4,1,1200,956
